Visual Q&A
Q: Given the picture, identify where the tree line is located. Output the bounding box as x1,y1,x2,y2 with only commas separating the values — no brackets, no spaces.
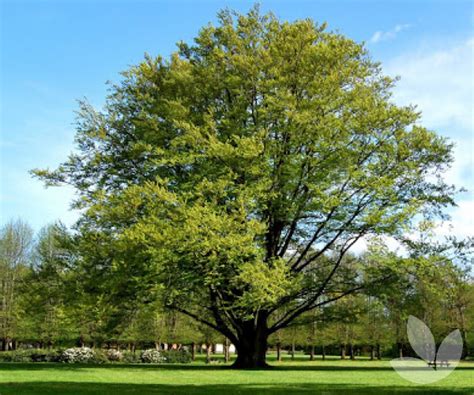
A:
1,219,472,360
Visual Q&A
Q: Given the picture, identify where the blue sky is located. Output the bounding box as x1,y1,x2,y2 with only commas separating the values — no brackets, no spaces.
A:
1,0,473,240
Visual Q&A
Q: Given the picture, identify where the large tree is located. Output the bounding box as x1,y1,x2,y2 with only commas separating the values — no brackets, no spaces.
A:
34,8,456,367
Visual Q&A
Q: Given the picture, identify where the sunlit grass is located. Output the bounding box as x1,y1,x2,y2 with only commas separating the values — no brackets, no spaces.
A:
0,352,472,394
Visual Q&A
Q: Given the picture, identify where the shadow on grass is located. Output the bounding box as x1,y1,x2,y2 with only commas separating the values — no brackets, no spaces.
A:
0,382,473,395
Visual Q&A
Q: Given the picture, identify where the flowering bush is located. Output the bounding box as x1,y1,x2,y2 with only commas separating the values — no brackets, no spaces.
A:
61,347,96,363
106,349,123,362
140,349,164,363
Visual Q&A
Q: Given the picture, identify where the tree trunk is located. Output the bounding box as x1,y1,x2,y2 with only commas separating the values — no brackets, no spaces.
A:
310,317,316,361
291,340,295,360
322,344,326,360
349,343,355,360
398,343,403,358
461,330,468,360
191,342,196,361
232,320,268,369
224,338,230,363
233,337,267,369
340,344,346,360
458,309,468,360
206,343,211,363
370,345,375,360
376,343,381,360
276,342,282,362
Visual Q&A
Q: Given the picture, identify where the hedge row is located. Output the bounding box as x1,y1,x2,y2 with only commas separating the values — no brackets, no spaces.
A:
0,348,192,364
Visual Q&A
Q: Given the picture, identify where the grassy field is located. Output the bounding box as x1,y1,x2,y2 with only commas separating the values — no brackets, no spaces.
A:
0,354,473,394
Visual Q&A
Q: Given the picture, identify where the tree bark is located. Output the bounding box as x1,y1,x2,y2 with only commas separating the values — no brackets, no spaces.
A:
232,318,269,369
461,330,468,360
224,338,230,363
376,343,381,360
276,342,282,362
458,307,469,360
370,345,375,360
349,343,355,360
398,343,403,358
340,344,346,359
206,343,212,363
233,336,268,369
310,344,315,361
322,344,326,360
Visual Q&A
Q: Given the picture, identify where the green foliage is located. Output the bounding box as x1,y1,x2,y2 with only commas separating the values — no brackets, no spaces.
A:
121,350,141,363
161,349,192,363
0,220,34,347
0,349,62,363
31,6,460,366
19,223,76,346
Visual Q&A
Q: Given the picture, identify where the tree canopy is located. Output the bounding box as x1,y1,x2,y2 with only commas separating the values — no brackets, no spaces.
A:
33,7,458,368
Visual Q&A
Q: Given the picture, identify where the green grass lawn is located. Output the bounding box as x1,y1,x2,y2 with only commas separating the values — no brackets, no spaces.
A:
0,354,473,394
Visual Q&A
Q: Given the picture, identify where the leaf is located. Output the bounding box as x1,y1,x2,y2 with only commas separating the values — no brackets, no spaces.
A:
436,329,463,365
390,357,454,385
407,315,436,362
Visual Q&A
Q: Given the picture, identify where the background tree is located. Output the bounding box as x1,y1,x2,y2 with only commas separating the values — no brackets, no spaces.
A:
360,296,391,360
0,219,33,350
34,7,457,368
20,223,75,348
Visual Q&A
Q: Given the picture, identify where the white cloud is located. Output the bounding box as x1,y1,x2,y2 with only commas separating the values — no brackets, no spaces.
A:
349,37,474,252
384,38,474,131
382,36,474,242
351,236,406,256
370,24,411,44
436,200,474,239
444,137,473,191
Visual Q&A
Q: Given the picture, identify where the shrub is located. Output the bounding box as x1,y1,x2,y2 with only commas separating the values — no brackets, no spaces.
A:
92,349,109,364
122,351,140,363
10,350,33,363
30,350,63,362
106,349,123,362
0,349,63,363
0,351,14,362
61,347,96,363
140,349,164,363
161,349,192,364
